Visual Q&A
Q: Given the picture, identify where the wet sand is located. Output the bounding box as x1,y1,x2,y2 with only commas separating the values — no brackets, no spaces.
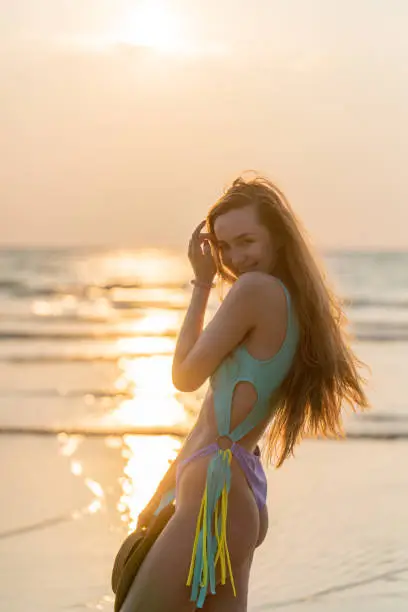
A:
0,435,407,611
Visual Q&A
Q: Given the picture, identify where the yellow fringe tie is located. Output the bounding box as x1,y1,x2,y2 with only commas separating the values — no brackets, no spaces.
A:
186,448,236,607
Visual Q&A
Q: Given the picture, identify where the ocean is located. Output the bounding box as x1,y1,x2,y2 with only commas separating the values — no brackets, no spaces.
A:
0,247,407,611
0,248,407,438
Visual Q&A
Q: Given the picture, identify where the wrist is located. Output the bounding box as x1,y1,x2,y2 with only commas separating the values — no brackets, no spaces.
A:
191,278,215,290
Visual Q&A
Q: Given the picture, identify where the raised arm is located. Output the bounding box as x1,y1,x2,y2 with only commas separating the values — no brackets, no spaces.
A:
172,272,271,392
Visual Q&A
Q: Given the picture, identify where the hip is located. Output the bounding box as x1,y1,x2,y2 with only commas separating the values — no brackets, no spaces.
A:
175,447,268,555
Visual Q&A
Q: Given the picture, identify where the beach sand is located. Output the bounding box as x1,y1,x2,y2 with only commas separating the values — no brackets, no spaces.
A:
0,434,407,611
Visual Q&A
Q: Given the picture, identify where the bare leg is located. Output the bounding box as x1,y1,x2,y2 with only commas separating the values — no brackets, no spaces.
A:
120,452,265,612
200,552,255,612
199,502,266,612
120,509,198,612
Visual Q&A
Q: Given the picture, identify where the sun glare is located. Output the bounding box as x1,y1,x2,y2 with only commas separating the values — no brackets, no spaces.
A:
116,2,190,54
108,355,187,429
119,434,181,531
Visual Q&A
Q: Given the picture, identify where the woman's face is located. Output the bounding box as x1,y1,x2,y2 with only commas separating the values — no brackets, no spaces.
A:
212,205,278,278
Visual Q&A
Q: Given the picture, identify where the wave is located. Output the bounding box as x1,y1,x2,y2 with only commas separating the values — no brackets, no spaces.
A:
0,330,406,363
355,331,408,342
0,425,406,440
0,425,189,438
0,281,23,293
345,432,408,440
102,281,187,291
2,278,408,308
0,329,177,341
356,413,408,423
0,280,188,299
112,300,186,311
354,324,408,342
0,307,182,324
0,281,79,298
2,275,408,311
0,388,134,399
0,313,113,324
347,297,408,309
0,352,173,363
2,330,402,343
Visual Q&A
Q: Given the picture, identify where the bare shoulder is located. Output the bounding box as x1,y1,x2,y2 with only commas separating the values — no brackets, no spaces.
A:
232,270,282,290
172,273,286,391
230,271,286,311
239,273,289,359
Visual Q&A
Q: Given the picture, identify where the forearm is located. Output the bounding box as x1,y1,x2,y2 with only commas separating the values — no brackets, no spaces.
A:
172,285,212,368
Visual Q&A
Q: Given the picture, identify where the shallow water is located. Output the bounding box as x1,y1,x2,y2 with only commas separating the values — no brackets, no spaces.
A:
0,248,407,442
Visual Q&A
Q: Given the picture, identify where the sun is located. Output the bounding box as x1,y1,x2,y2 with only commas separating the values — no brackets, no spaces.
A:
116,2,189,54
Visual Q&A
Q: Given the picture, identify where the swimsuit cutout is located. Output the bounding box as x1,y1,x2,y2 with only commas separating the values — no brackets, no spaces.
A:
156,278,299,608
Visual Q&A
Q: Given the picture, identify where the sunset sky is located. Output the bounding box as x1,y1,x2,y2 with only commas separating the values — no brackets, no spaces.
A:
1,0,408,250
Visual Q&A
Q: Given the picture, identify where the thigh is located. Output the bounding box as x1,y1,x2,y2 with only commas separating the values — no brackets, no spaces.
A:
120,509,198,612
200,552,255,612
178,456,261,565
125,455,261,612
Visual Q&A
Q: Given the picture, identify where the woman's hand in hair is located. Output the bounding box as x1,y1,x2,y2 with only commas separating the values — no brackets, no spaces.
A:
188,220,217,284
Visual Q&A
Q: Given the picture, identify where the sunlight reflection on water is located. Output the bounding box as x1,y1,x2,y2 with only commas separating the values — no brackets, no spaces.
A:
119,434,181,532
112,343,186,530
55,266,196,531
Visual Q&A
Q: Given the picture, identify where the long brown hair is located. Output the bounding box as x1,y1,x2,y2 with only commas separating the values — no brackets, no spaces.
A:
207,174,370,467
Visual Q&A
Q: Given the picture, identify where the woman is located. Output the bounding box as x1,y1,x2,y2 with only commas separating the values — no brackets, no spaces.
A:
120,175,369,612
